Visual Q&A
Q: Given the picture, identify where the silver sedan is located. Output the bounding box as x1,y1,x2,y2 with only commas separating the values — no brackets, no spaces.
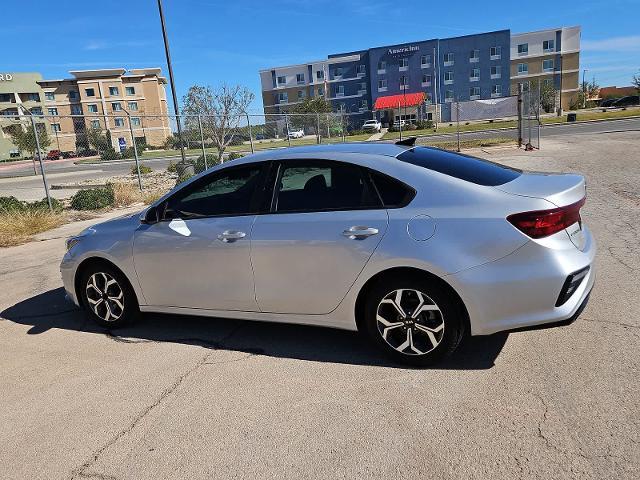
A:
61,141,596,366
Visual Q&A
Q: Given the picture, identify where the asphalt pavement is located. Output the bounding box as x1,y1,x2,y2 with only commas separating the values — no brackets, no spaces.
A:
0,129,638,479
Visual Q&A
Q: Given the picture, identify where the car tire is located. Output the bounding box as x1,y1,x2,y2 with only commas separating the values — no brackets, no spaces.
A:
79,263,138,329
363,275,465,367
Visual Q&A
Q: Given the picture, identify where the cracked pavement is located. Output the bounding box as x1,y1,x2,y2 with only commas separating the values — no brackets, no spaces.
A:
0,130,638,479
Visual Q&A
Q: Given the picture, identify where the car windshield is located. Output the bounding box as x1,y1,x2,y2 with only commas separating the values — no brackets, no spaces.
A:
397,146,522,186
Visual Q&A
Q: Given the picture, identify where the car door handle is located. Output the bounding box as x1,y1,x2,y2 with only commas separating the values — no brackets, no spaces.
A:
217,230,247,242
342,226,379,239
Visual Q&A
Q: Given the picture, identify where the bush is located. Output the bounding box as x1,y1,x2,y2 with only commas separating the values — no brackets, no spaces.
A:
0,196,63,213
100,148,121,161
166,160,177,173
0,196,24,212
415,120,434,130
0,209,66,247
29,197,63,213
130,164,152,175
226,152,244,161
388,126,398,133
70,187,115,210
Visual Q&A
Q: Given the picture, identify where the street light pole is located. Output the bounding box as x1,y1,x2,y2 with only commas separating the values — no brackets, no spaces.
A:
157,0,186,164
19,105,53,211
582,69,588,108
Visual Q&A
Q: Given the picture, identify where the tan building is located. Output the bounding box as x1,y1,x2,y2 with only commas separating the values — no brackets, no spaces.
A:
37,68,172,152
510,26,581,111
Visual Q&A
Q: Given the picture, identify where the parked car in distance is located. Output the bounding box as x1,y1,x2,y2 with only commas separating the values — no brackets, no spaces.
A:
287,128,304,139
61,141,596,367
393,119,407,128
76,149,98,158
610,95,640,107
599,98,618,108
362,119,382,132
45,150,62,160
255,134,266,140
61,151,77,159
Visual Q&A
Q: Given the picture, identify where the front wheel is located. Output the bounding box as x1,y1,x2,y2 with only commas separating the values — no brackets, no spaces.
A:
79,264,138,328
363,276,465,367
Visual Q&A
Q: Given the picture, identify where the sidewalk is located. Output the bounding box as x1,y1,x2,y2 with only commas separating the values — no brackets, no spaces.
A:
366,128,387,141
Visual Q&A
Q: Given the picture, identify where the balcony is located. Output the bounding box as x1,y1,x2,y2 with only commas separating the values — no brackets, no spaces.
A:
377,68,386,74
421,62,431,69
357,89,367,96
444,60,454,67
490,54,501,60
470,76,479,82
491,73,501,79
491,92,501,98
470,95,480,100
470,57,479,63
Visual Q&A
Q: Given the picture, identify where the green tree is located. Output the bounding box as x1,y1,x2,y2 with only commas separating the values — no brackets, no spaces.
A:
86,126,112,153
7,123,51,157
287,97,335,133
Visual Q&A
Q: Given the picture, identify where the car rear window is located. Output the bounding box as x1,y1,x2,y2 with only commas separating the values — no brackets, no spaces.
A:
397,146,521,186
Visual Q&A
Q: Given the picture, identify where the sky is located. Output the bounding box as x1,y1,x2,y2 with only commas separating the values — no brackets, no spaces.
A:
2,0,639,113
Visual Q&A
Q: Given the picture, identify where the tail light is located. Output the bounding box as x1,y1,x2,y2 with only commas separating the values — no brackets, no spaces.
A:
507,197,585,239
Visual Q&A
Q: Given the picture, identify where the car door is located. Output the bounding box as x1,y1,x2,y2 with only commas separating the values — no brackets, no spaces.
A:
133,162,268,311
250,159,389,314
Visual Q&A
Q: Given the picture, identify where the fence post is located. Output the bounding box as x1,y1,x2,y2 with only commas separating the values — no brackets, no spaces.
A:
29,115,53,211
341,113,346,143
316,113,321,144
326,113,330,139
398,101,402,141
456,99,461,152
517,83,523,148
197,114,208,169
537,82,541,150
285,113,291,147
128,116,143,191
246,113,254,154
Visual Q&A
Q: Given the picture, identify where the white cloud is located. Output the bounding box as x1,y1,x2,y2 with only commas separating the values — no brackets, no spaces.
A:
83,40,150,51
582,35,640,52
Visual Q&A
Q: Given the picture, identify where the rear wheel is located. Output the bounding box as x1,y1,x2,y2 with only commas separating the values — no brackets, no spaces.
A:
363,276,464,367
79,263,138,328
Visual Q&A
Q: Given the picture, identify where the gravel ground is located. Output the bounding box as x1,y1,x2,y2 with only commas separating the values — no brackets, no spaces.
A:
0,130,638,480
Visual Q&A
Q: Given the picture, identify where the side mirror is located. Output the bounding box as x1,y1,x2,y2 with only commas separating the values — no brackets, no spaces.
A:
141,205,160,224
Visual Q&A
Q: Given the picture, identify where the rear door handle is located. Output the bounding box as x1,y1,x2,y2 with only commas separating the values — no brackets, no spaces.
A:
217,230,247,242
342,226,379,239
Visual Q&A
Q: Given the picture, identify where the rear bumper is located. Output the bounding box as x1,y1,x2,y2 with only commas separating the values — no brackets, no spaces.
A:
448,226,596,336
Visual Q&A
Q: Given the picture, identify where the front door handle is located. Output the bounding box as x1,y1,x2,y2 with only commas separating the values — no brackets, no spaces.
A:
217,230,247,243
342,226,379,240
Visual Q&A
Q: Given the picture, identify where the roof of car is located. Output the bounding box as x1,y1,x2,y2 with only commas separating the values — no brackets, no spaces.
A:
240,142,408,161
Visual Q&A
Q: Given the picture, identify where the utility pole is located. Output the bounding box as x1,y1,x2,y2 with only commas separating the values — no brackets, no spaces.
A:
582,69,588,108
157,0,186,164
517,83,523,148
456,98,460,152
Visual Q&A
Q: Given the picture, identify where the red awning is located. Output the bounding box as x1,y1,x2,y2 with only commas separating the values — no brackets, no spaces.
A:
374,92,426,110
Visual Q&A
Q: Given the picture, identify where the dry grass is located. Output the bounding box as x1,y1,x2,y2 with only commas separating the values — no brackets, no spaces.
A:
111,182,167,207
142,190,164,205
0,209,66,247
420,137,515,151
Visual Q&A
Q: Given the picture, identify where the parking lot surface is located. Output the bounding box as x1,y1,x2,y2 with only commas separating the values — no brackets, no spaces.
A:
0,130,638,479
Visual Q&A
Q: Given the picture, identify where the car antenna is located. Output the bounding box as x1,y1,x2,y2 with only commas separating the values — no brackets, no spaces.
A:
395,137,417,147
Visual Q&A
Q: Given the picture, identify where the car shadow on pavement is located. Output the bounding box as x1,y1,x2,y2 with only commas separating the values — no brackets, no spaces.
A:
1,288,508,370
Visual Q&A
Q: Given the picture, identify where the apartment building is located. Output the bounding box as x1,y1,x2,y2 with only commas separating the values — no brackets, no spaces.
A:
37,68,172,153
259,25,581,127
510,26,581,111
0,72,49,160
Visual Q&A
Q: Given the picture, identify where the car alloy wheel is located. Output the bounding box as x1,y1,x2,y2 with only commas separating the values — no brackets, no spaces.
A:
85,272,125,322
376,289,445,355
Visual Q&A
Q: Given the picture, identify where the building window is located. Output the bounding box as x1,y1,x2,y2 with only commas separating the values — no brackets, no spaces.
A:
114,117,125,127
337,103,346,113
492,85,502,97
357,64,366,76
421,74,431,86
88,104,98,113
125,86,135,95
444,52,454,66
45,92,55,101
399,75,409,90
0,93,13,102
111,102,122,111
445,90,454,103
71,105,83,115
469,49,480,62
69,90,78,100
298,89,305,100
90,120,100,129
109,86,119,96
296,73,305,84
470,68,480,81
47,107,58,116
360,100,368,111
444,71,454,84
421,55,431,67
359,82,367,94
490,65,501,79
470,86,481,99
317,87,324,97
316,70,324,80
543,40,555,52
517,43,528,55
335,85,344,96
51,123,61,133
378,79,387,91
277,76,286,85
399,58,409,71
543,78,554,88
517,63,528,75
543,59,554,72
377,60,386,72
334,67,343,78
490,46,501,59
128,101,138,111
85,88,95,97
132,117,141,127
24,93,40,102
277,92,288,103
31,107,43,115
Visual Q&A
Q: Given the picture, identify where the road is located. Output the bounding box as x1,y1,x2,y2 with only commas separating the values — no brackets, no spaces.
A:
1,116,639,201
0,129,638,479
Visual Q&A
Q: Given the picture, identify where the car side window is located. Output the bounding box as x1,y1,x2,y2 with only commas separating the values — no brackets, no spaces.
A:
274,160,381,213
368,169,416,208
165,164,264,219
